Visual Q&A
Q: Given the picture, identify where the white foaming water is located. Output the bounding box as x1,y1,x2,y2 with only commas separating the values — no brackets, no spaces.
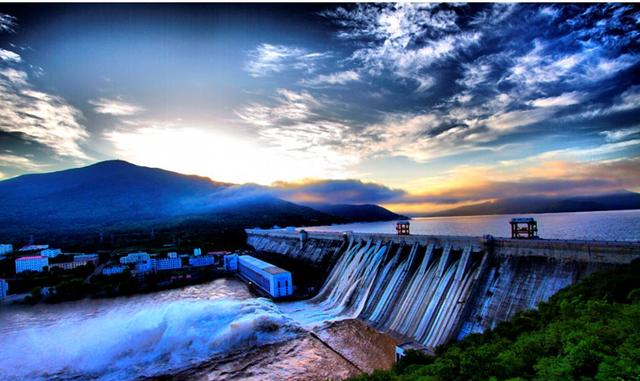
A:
0,280,299,381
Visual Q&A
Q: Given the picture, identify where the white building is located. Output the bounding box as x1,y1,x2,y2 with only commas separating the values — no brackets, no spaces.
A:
74,254,99,264
102,265,127,276
223,254,238,271
189,255,214,267
19,244,48,252
120,252,150,264
135,260,153,273
40,248,62,258
0,244,13,257
49,261,88,271
193,248,202,256
167,252,178,259
237,255,293,298
0,279,8,299
15,256,49,273
155,257,182,271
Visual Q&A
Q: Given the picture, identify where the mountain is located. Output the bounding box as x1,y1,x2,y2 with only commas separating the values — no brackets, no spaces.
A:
0,160,337,243
426,191,640,217
303,203,407,222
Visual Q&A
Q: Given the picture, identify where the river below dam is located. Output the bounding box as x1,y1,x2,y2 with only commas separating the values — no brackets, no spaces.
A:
0,278,397,381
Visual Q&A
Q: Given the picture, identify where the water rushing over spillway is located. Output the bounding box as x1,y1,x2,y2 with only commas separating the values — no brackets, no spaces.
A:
249,229,640,349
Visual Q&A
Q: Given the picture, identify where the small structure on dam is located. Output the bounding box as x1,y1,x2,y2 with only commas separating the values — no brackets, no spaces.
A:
510,217,539,239
246,228,640,351
396,221,410,235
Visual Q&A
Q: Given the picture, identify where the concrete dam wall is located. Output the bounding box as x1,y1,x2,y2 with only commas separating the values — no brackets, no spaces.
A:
246,229,640,350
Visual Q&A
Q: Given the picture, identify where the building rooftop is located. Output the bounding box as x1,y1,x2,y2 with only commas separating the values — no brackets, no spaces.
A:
510,217,536,223
16,256,46,260
19,245,49,251
239,255,289,275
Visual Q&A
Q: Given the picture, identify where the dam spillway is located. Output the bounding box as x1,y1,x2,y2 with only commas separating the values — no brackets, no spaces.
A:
247,229,640,350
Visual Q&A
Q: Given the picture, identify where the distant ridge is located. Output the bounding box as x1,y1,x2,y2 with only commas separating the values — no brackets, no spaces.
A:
302,203,407,222
424,191,640,217
0,160,405,243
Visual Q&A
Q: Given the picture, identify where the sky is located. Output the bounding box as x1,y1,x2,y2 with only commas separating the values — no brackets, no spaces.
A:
0,3,639,214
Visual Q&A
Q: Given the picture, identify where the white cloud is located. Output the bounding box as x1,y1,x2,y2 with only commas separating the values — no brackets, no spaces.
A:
0,153,44,172
245,43,329,78
0,48,21,63
485,108,555,131
600,126,640,142
530,91,585,108
89,98,143,116
323,4,481,92
301,70,360,86
0,68,27,85
0,13,16,34
0,69,89,159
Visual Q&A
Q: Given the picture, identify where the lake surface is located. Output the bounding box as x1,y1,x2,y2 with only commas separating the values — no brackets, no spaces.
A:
305,209,640,241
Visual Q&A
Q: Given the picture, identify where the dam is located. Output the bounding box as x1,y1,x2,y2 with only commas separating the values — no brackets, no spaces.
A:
247,228,640,350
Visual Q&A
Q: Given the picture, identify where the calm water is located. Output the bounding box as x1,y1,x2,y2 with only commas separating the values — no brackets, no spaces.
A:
305,209,640,241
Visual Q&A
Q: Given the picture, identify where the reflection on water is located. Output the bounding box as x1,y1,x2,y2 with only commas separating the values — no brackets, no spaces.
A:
305,209,640,241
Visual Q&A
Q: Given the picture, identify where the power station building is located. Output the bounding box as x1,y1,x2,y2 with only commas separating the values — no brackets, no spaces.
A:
237,255,293,298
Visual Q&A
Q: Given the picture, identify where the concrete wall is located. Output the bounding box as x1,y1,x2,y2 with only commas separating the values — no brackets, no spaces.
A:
246,229,640,348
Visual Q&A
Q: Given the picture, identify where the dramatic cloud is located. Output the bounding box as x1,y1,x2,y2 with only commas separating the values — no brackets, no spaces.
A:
272,179,406,204
301,70,360,86
0,13,16,34
0,48,21,63
90,98,144,116
245,43,329,78
0,68,89,159
322,3,480,91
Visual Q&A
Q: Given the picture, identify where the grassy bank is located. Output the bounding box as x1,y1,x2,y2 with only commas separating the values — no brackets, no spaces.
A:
351,260,640,381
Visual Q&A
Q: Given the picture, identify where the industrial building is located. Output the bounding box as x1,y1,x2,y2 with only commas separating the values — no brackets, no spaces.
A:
15,256,49,273
0,244,13,257
237,255,293,298
49,261,88,271
0,278,8,299
74,254,99,264
120,252,150,264
19,244,49,252
154,257,182,271
102,265,127,276
40,248,62,258
189,255,214,267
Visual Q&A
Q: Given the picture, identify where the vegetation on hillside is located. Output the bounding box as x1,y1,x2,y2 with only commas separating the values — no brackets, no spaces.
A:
351,260,640,381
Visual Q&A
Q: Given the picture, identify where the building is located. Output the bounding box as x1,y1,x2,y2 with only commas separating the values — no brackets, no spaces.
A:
237,255,293,298
15,256,49,273
120,252,151,264
40,248,62,258
19,244,49,252
135,260,153,273
189,255,214,267
0,244,13,257
74,254,99,264
155,257,182,271
49,261,88,271
193,248,202,256
223,254,238,271
167,252,178,259
102,265,127,276
0,278,8,299
510,218,539,239
396,221,410,235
